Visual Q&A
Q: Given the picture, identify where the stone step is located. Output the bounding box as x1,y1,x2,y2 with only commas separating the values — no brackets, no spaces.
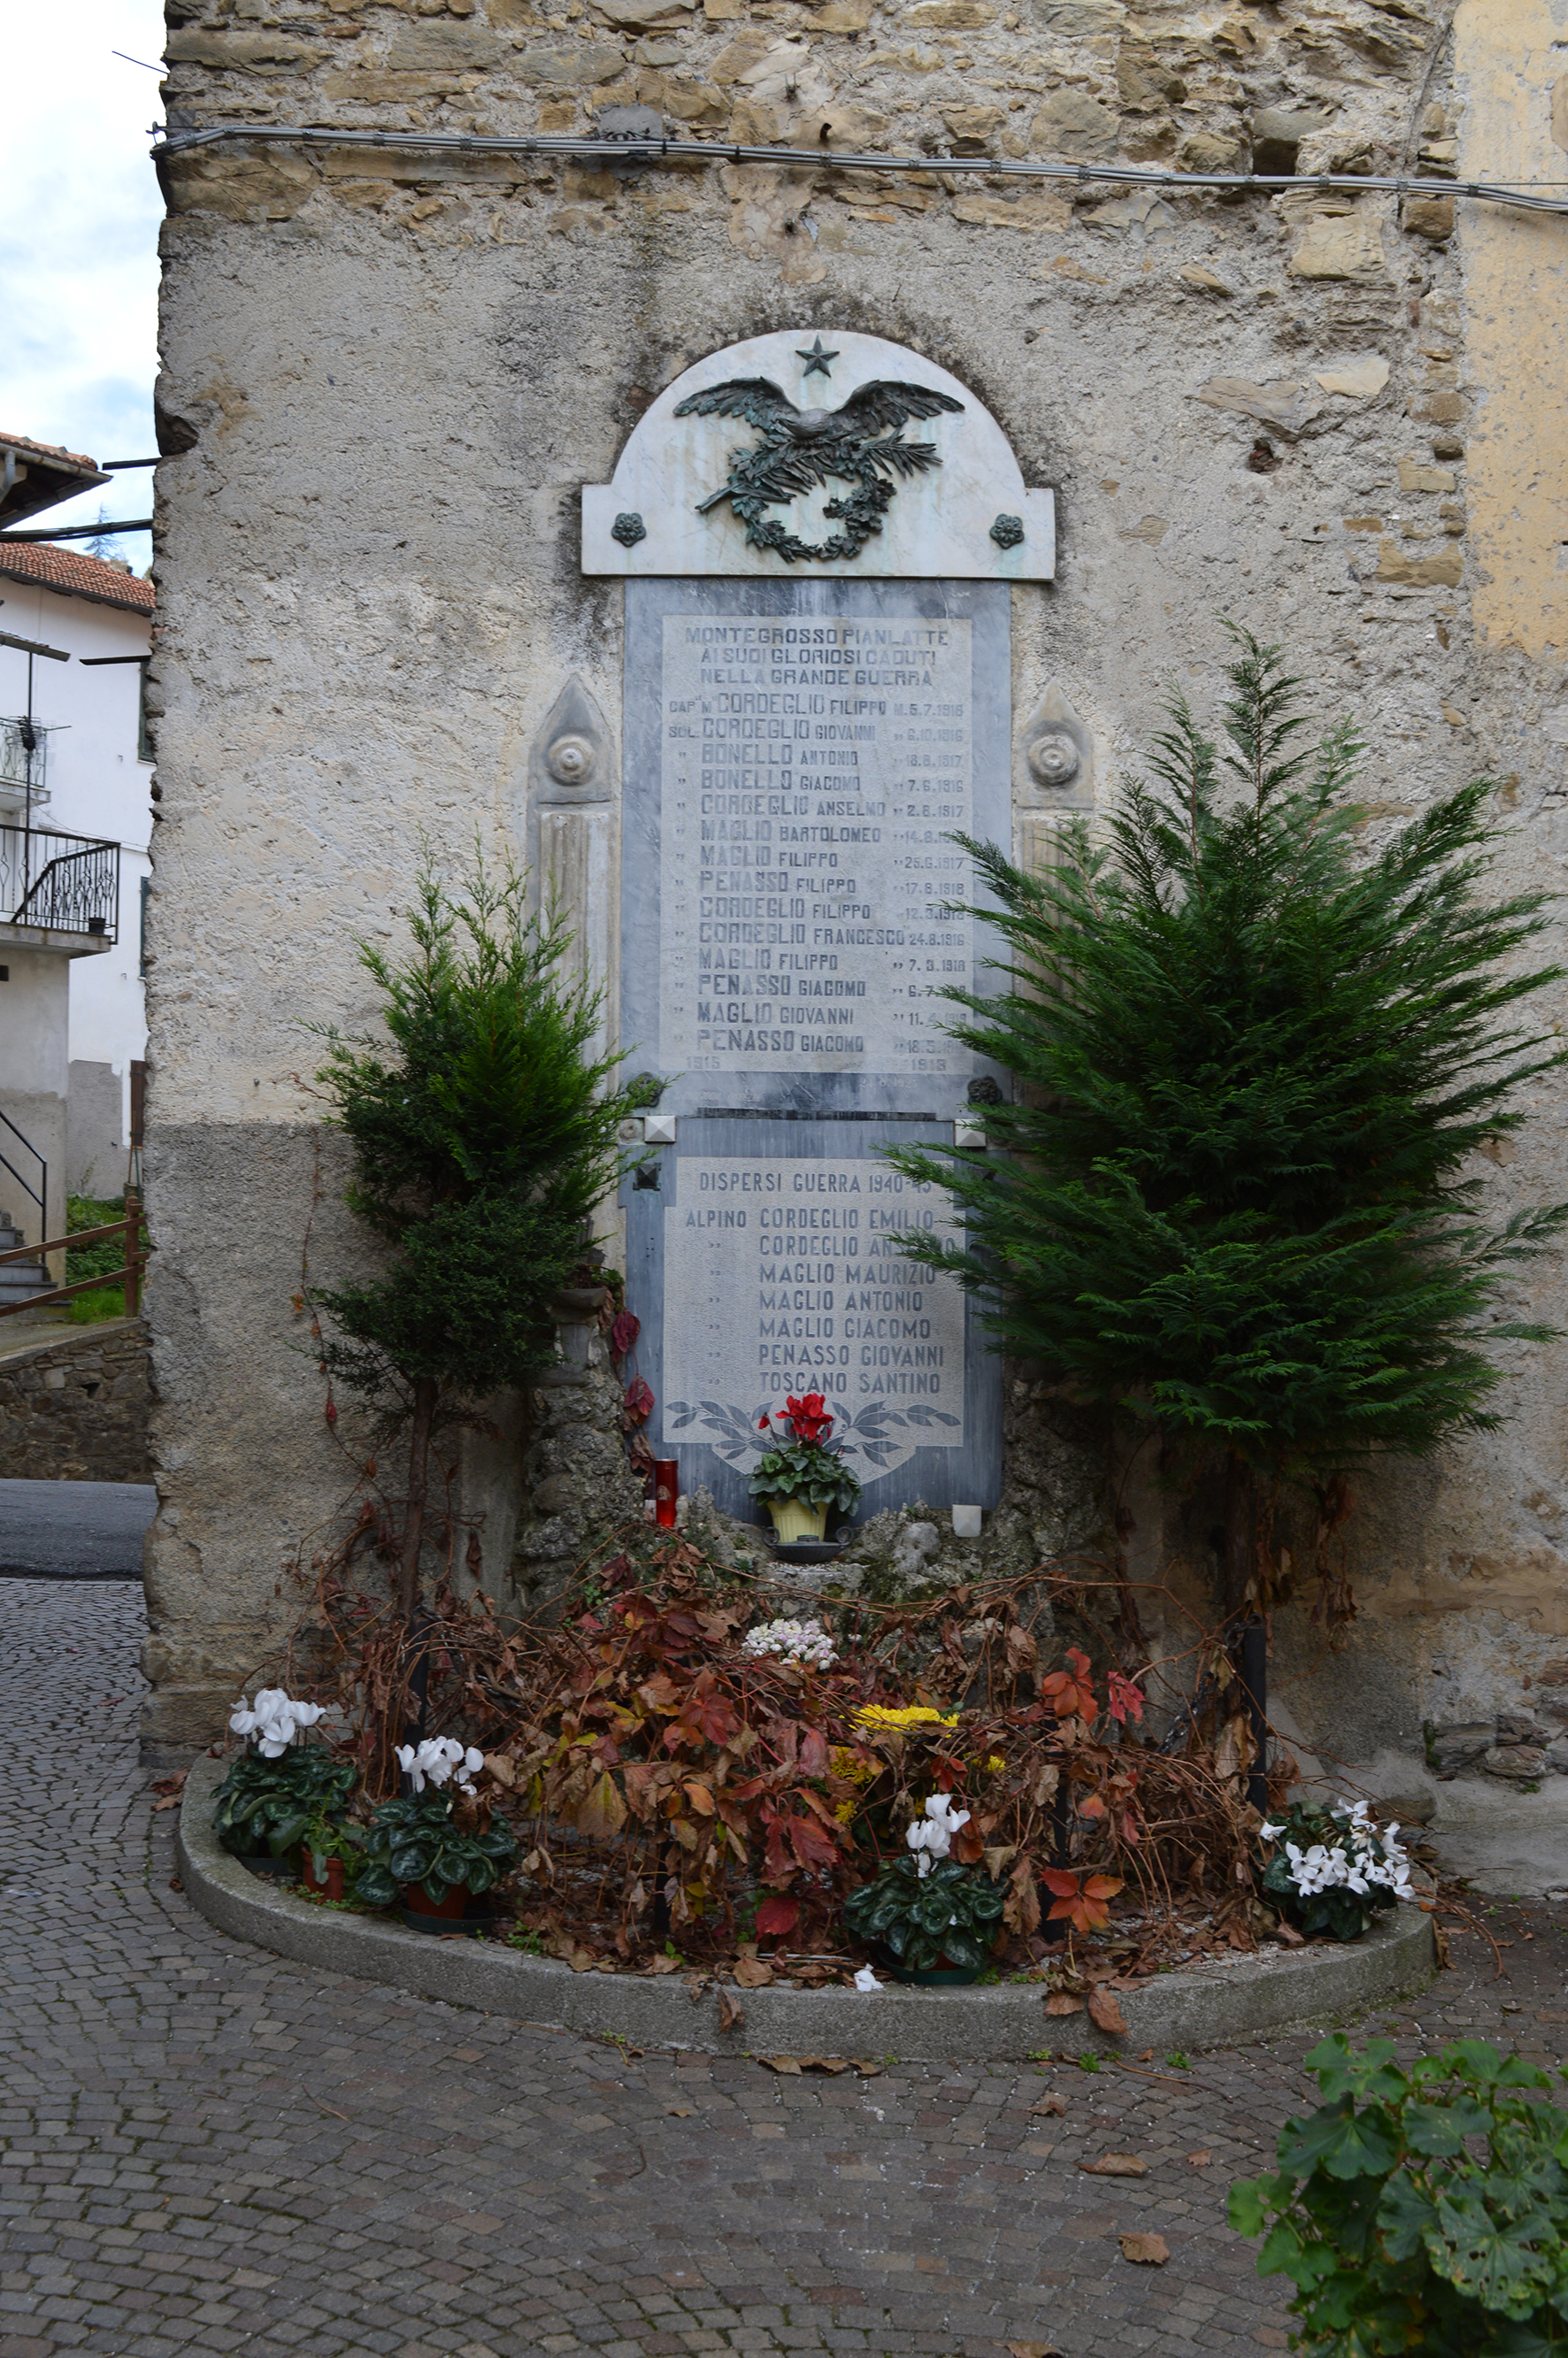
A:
0,1261,51,1303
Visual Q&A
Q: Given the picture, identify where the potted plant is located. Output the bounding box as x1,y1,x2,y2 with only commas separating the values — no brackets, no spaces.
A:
213,1690,356,1877
747,1392,862,1545
841,1795,1005,1983
354,1739,520,1930
843,1855,1007,1984
297,1809,364,1901
1257,1798,1415,1942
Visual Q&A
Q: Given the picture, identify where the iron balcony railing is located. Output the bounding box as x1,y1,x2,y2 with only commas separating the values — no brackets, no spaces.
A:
0,823,119,941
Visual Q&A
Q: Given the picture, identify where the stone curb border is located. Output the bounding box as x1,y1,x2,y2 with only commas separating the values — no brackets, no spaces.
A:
178,1755,1435,2062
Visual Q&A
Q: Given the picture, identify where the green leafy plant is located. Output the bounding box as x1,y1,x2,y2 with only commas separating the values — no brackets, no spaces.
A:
1257,1798,1414,1943
298,1809,365,1886
1229,2033,1568,2356
842,1855,1006,1973
354,1789,520,1909
312,850,636,1617
63,1192,145,1324
885,626,1568,1628
212,1746,357,1860
747,1393,863,1521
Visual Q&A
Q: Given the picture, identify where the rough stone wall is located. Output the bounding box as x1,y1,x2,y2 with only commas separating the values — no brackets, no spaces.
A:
0,1319,152,1483
144,0,1568,1839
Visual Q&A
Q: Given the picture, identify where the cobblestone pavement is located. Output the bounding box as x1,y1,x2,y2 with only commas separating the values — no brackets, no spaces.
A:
4,1578,1566,2358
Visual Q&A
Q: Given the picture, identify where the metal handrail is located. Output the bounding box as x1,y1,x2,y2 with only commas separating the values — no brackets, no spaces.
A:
0,1107,44,1220
1,823,119,941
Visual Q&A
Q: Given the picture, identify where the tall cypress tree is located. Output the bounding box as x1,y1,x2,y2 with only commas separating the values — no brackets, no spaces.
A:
313,854,633,1617
889,626,1568,1624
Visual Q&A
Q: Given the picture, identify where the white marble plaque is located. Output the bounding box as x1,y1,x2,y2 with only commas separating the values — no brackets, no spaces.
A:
582,329,1054,580
660,1153,966,1483
658,611,977,1079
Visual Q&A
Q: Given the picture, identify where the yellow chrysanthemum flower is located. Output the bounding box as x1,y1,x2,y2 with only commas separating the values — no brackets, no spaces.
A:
852,1703,960,1730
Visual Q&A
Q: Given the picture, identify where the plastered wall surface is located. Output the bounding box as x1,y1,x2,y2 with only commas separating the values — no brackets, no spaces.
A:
0,948,70,1254
142,0,1568,1857
1455,0,1568,657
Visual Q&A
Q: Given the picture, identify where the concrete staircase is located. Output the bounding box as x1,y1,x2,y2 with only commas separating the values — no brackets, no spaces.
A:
0,1211,50,1313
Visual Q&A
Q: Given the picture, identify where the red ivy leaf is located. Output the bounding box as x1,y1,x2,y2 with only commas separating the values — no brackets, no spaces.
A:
755,1894,800,1938
611,1310,641,1358
1107,1671,1145,1725
623,1378,654,1424
788,1812,839,1871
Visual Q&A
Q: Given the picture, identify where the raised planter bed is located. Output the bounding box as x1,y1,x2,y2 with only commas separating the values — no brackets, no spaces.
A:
176,1756,1435,2062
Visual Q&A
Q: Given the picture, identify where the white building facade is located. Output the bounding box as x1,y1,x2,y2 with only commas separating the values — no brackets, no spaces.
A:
0,540,153,1254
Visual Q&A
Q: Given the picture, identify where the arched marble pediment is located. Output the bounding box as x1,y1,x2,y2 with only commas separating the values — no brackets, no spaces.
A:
582,330,1054,581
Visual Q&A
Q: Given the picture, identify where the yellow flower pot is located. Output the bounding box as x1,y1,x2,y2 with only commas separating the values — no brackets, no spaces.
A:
767,1497,829,1546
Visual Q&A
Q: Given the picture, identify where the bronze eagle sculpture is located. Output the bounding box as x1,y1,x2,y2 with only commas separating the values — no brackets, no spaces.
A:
673,376,965,563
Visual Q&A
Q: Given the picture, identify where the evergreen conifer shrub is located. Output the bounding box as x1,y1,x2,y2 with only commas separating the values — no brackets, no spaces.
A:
888,626,1568,1619
313,853,634,1616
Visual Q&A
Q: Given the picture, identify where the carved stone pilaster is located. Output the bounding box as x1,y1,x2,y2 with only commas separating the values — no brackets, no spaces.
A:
523,676,617,1054
1014,684,1095,877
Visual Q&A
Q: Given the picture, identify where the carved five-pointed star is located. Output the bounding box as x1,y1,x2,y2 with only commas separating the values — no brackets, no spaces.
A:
796,335,838,379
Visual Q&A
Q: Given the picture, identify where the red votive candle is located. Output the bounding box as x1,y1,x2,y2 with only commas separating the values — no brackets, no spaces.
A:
653,1459,680,1528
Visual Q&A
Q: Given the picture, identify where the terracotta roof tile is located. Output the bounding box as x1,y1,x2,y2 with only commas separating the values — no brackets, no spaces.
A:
0,541,154,617
0,430,102,474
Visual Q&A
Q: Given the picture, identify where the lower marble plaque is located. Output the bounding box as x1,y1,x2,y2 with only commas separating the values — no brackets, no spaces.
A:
624,1117,1002,1525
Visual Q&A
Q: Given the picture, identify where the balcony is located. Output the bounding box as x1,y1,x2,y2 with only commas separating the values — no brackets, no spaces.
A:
1,824,119,944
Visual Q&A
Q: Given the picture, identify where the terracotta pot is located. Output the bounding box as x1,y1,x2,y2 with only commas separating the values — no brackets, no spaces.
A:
767,1497,829,1546
883,1958,983,1986
401,1878,471,1922
398,1884,498,1937
301,1853,346,1901
240,1851,298,1881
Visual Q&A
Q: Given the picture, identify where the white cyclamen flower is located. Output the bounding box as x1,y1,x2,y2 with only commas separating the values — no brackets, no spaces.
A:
1278,1806,1418,1906
852,1965,882,1992
396,1737,484,1795
905,1793,970,1878
231,1689,326,1756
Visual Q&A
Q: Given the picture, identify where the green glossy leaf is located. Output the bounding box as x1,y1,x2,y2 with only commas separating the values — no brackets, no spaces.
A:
1441,2040,1507,2086
1253,2219,1313,2285
1279,2098,1401,2184
1427,2182,1558,2317
267,1809,310,1854
1496,2056,1556,2092
1404,2097,1491,2156
1227,2178,1271,2239
1494,2319,1568,2358
939,1929,986,1970
1376,2171,1441,2262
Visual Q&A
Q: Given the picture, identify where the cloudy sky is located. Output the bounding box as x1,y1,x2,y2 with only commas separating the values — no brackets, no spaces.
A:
0,0,165,557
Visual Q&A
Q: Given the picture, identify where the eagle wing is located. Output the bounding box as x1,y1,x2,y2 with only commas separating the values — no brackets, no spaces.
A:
832,380,965,434
673,377,798,431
